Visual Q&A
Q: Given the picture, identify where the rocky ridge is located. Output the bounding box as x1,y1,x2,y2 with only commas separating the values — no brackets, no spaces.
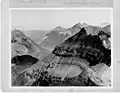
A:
12,27,111,86
40,23,110,50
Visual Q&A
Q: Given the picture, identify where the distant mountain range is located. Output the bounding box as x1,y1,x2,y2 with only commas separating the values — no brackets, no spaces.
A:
40,23,110,50
22,30,49,44
11,23,111,86
12,23,110,52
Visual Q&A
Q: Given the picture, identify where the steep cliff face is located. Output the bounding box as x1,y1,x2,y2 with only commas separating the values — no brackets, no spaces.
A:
12,27,111,86
53,28,111,67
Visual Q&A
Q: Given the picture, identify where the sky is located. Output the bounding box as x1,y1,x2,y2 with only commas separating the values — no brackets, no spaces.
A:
11,9,112,31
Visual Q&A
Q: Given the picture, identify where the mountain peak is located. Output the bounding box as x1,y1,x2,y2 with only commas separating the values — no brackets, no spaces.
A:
100,23,110,28
72,23,82,28
54,26,64,31
12,24,111,86
53,27,111,66
11,29,25,38
82,23,89,27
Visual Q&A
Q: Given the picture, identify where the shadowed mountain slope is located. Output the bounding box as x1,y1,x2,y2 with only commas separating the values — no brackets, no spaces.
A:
12,27,111,86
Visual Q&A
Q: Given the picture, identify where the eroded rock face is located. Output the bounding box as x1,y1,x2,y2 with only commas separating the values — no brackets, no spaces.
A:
12,27,111,86
53,28,111,67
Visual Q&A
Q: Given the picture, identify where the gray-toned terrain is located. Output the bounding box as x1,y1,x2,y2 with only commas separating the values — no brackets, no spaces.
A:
11,23,111,86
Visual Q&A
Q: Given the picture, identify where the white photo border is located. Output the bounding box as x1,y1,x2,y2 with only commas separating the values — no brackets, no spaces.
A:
9,7,113,90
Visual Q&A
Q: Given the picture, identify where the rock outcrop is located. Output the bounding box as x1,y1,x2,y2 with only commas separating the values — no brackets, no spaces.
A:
12,27,111,86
